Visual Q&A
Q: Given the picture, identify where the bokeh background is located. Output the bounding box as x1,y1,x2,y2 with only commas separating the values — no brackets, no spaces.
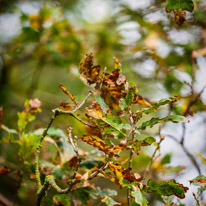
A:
0,0,206,205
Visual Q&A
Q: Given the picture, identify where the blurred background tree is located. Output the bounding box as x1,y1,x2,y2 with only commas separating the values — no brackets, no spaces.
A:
0,0,206,205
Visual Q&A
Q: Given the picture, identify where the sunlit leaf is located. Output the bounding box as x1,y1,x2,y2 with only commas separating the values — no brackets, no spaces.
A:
86,102,103,119
102,196,121,206
131,189,148,206
59,83,76,101
113,57,122,70
144,179,188,198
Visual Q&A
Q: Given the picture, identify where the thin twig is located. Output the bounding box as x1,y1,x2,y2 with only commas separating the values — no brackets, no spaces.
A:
35,110,59,191
73,90,93,112
58,110,96,128
88,162,108,180
35,90,94,205
67,127,81,180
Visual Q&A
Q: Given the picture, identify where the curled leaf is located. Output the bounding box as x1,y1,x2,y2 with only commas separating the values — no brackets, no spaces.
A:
59,83,75,101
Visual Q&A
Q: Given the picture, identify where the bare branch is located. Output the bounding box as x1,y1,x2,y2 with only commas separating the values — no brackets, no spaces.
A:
166,134,201,175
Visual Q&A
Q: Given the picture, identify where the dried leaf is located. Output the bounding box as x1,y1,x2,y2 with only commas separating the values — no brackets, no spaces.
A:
59,83,75,101
79,54,101,85
0,166,10,175
60,101,74,111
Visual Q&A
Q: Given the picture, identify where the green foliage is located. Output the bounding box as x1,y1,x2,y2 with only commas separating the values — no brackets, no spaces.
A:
144,179,189,199
0,1,206,205
139,115,186,130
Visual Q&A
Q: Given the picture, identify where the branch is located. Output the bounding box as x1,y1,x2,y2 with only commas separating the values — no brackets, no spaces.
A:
35,110,59,191
67,127,81,180
73,90,93,112
57,109,96,128
166,135,201,175
35,90,94,205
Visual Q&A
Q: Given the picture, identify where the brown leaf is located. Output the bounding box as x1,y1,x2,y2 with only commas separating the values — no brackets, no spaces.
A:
132,94,152,107
78,135,108,152
0,166,10,175
101,69,127,109
60,101,74,111
79,54,101,85
173,10,186,26
66,155,78,168
106,163,141,186
59,83,75,101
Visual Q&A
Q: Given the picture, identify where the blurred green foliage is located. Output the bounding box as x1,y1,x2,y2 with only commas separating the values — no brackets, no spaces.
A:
0,0,206,205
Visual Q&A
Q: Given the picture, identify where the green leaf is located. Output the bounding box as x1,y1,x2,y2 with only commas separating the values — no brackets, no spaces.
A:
136,97,179,118
120,98,127,110
139,115,186,130
74,187,94,205
165,0,194,12
131,190,148,206
52,167,64,180
125,87,137,106
144,179,188,199
102,196,121,206
18,133,41,163
53,194,70,206
17,112,35,132
92,188,118,198
161,153,172,165
95,94,109,113
142,137,156,145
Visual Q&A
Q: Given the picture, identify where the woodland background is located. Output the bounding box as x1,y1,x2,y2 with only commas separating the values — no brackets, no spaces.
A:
0,0,206,205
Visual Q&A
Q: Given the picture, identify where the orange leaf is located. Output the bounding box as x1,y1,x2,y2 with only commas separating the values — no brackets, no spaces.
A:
59,83,75,101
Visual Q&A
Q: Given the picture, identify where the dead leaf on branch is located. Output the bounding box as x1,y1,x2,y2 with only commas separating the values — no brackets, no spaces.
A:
79,54,101,85
105,162,142,186
59,101,74,111
165,0,194,26
59,83,76,102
